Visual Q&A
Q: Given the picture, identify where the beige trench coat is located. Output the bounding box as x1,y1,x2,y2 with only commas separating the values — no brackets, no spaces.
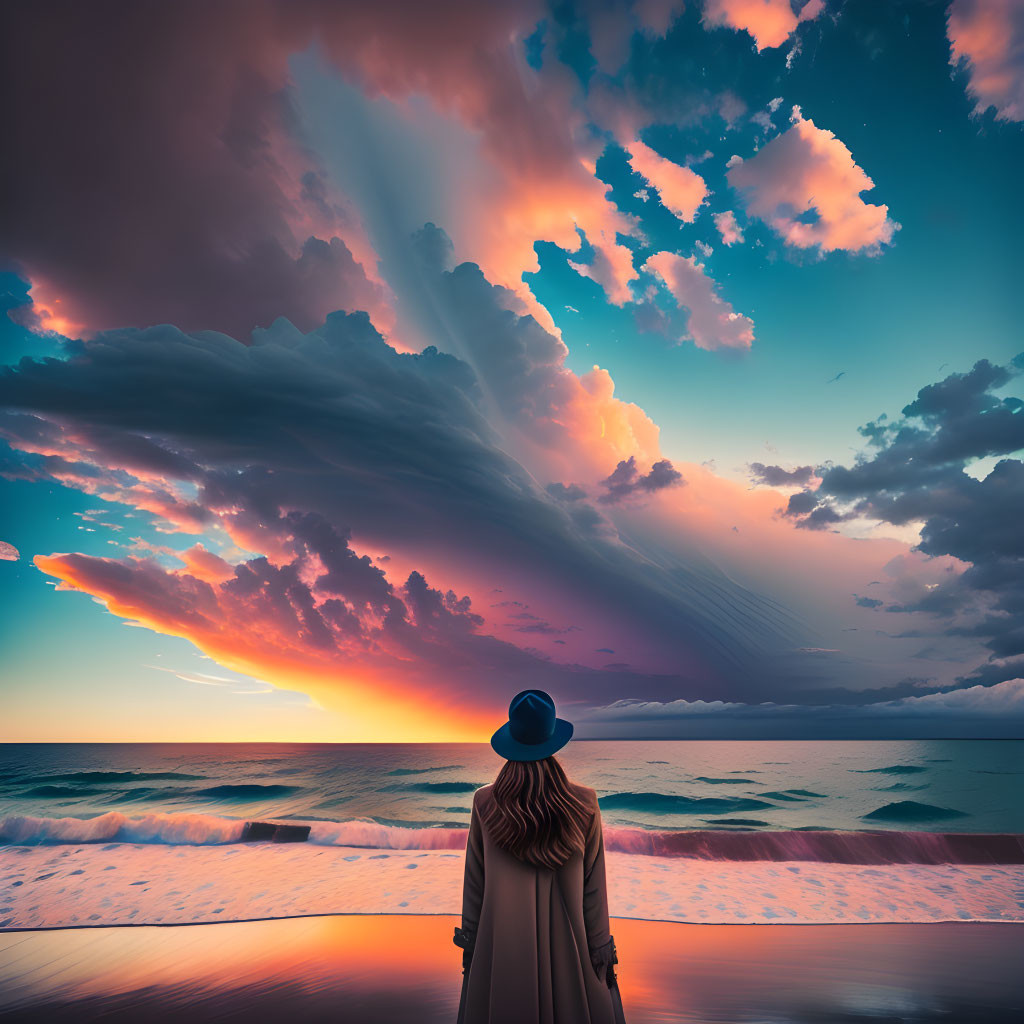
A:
455,781,627,1024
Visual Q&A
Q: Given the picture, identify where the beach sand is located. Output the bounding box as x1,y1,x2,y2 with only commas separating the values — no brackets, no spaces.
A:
1,915,1021,1022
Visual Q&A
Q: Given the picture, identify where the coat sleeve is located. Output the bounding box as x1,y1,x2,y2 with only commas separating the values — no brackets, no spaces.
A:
583,794,620,987
454,789,485,971
583,794,612,950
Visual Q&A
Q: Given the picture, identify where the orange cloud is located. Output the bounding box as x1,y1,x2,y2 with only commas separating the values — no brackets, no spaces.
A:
178,544,237,585
702,0,824,52
307,1,642,327
947,0,1024,123
727,107,898,254
34,550,493,741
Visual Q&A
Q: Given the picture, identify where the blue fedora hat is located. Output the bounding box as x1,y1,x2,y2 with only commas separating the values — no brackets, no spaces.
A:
491,689,574,761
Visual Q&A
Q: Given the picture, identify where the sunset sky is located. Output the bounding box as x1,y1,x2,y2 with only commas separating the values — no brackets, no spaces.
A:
1,0,1022,741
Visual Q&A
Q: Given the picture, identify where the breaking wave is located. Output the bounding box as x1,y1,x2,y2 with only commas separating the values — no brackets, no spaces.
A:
2,812,1021,864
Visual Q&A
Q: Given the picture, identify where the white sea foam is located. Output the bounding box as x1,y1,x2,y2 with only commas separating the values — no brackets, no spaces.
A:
0,812,247,846
1,843,1022,931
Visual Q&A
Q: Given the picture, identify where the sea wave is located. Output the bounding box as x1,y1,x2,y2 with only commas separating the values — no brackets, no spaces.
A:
598,792,774,815
12,771,207,784
862,800,970,823
2,813,1022,864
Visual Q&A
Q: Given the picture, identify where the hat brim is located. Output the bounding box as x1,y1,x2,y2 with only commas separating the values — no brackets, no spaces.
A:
490,718,574,761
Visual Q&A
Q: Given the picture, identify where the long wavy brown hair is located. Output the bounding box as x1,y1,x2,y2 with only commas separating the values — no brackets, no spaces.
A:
480,755,593,870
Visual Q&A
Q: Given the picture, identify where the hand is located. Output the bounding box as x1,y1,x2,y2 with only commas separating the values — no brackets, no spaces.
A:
589,935,619,988
453,925,476,975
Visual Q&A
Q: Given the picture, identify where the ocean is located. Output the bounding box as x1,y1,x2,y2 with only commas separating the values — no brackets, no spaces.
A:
1,739,1023,930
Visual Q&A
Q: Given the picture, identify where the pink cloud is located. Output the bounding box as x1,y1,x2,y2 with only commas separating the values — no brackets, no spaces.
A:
302,1,649,326
568,229,640,307
642,252,755,350
726,107,898,254
3,1,395,341
713,209,745,245
702,0,824,52
626,141,709,222
5,0,751,343
178,545,237,585
947,0,1024,123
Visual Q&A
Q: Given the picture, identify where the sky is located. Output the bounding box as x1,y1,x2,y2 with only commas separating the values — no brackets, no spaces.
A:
0,0,1022,741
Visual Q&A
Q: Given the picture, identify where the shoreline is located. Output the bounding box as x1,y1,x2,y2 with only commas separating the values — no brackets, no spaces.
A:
5,913,1024,935
2,914,1021,1023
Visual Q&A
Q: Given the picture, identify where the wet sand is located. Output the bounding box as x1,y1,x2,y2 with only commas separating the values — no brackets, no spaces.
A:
1,915,1022,1022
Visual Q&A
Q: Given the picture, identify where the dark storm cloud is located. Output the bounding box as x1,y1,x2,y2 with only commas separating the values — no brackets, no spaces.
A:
786,356,1024,687
0,291,803,705
572,677,1024,740
785,490,820,515
598,455,685,504
749,462,815,487
781,488,854,530
406,225,580,434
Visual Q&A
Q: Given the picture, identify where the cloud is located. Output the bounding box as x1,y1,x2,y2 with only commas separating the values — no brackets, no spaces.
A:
701,0,825,52
713,209,745,246
398,225,665,483
625,141,708,222
643,252,755,350
0,0,392,340
1,0,655,341
782,489,854,531
2,0,769,354
598,456,685,504
0,268,810,715
33,538,556,723
177,545,238,585
727,107,899,254
749,462,814,487
573,677,1024,739
568,233,640,308
786,356,1024,687
294,3,643,330
3,254,983,715
947,0,1024,123
1,1,1004,736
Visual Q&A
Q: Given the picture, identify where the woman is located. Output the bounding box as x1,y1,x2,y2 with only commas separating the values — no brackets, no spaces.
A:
454,689,627,1024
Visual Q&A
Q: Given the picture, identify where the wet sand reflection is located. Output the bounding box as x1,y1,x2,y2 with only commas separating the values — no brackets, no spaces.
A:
0,915,1021,1022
